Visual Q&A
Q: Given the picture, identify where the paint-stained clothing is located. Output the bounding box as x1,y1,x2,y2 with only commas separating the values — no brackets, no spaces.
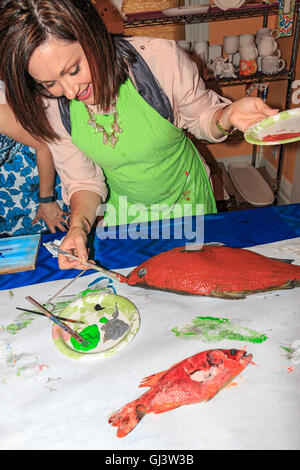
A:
44,37,231,208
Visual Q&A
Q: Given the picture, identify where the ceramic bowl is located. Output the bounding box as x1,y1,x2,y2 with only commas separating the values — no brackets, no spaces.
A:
214,0,246,10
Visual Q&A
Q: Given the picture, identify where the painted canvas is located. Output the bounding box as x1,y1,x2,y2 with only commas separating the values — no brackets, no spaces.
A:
0,234,41,274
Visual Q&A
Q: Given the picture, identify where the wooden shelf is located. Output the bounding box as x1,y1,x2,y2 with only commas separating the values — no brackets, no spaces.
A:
205,69,291,88
123,1,300,206
124,2,299,29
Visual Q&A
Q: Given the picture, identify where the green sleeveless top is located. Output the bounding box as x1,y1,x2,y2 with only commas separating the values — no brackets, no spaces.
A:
70,79,216,226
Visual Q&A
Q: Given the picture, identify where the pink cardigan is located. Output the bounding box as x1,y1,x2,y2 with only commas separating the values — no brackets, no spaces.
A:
45,37,231,205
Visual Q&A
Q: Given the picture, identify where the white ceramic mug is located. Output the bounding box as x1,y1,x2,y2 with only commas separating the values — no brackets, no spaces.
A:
223,35,239,55
257,56,262,72
232,51,240,67
208,44,223,62
214,0,246,10
193,40,209,63
262,56,286,75
177,40,191,52
239,33,255,46
239,42,258,60
256,27,277,45
258,36,279,57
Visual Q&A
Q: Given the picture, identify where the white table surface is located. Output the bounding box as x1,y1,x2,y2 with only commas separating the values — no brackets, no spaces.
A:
0,238,300,450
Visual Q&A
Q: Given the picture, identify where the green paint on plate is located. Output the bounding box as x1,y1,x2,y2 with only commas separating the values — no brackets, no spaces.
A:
99,317,108,323
70,324,100,351
171,315,267,344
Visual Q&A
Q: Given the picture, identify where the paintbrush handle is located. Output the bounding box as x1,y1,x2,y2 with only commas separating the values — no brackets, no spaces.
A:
47,270,85,303
44,243,126,282
25,296,88,345
16,307,85,324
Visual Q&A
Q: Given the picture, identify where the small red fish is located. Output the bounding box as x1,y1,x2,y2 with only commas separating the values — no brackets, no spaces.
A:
109,348,252,438
122,245,300,298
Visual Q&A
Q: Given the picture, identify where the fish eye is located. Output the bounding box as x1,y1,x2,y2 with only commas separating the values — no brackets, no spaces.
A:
137,267,147,278
230,349,237,355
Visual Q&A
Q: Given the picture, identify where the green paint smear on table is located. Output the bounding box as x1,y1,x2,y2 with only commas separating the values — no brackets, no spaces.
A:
280,345,298,361
70,324,100,351
2,315,35,335
171,316,267,343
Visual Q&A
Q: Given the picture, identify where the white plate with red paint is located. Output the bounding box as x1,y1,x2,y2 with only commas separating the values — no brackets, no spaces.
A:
244,107,300,145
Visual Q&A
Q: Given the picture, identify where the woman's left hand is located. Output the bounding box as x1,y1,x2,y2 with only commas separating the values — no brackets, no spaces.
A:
221,97,279,133
32,202,69,233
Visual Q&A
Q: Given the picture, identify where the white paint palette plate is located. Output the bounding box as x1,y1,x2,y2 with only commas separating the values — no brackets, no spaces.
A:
52,293,140,360
162,5,210,16
244,107,300,145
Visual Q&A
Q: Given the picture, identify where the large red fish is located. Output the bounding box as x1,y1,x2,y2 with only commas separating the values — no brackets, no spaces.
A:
121,245,300,298
109,348,253,438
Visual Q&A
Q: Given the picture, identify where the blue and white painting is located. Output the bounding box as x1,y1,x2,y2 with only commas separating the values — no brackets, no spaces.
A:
0,234,40,274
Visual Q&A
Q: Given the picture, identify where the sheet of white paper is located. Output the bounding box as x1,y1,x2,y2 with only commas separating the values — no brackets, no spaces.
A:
0,238,300,450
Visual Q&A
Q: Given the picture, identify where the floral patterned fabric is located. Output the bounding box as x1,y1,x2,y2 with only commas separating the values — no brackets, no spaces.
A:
0,134,68,236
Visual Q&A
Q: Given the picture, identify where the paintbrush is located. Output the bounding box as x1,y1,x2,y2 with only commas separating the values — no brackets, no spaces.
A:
43,242,126,282
25,296,89,346
16,307,86,325
47,269,85,304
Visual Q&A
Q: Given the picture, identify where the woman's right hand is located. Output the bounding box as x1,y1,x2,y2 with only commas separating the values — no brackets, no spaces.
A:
58,227,89,270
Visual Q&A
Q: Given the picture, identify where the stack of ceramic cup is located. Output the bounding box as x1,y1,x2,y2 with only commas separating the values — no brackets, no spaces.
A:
255,28,286,75
176,40,224,66
238,33,258,76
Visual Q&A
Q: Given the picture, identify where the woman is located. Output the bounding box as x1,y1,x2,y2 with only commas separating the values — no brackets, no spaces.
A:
0,88,68,233
0,0,278,269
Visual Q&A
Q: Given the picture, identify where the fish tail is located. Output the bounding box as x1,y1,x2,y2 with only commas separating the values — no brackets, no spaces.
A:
108,400,146,438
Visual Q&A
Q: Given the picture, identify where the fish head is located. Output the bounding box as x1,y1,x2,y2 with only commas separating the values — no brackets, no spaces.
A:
126,264,147,286
206,349,253,369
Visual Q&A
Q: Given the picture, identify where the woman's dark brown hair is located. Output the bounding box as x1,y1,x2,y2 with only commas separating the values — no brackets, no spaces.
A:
0,0,132,141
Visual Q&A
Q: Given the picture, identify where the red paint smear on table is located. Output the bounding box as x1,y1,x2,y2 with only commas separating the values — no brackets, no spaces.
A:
262,132,300,141
279,366,295,374
226,381,238,388
37,363,49,373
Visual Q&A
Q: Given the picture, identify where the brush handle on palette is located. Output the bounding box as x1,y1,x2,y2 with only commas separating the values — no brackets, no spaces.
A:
44,242,127,282
16,307,85,324
25,296,88,345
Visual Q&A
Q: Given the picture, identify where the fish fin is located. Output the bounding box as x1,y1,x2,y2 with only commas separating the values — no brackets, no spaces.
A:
209,290,246,299
268,257,294,264
210,280,300,299
205,242,226,246
108,400,146,438
276,279,300,289
185,242,225,252
139,370,167,388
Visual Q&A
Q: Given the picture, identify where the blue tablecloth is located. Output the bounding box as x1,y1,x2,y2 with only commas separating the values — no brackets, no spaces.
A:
1,203,299,291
